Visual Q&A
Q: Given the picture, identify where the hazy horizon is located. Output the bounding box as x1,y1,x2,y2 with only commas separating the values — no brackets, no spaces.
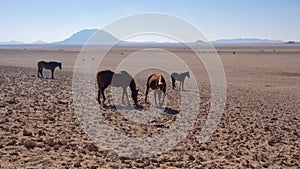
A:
1,0,300,43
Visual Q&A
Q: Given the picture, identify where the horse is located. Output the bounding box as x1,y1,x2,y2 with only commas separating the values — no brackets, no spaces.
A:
145,74,166,106
171,71,190,90
97,70,139,105
37,61,62,79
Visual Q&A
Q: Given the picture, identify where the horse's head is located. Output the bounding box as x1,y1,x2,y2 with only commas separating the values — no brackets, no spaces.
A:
59,62,62,70
186,72,190,78
131,89,139,105
158,75,166,93
159,84,166,93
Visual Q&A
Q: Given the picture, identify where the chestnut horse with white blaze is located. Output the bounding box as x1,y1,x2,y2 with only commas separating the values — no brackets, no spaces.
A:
145,74,166,106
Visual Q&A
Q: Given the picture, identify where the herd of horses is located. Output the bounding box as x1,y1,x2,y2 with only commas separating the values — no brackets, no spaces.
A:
97,70,190,106
37,61,190,106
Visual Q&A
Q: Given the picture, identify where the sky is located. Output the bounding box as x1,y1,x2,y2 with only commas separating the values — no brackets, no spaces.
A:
1,0,300,43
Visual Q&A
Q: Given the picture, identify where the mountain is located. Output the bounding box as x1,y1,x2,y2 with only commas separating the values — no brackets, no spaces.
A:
1,31,297,46
212,38,285,45
286,41,300,45
54,29,119,44
194,40,207,45
31,40,48,44
0,40,24,44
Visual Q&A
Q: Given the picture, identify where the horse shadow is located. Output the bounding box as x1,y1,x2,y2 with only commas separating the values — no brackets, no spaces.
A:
101,103,178,115
102,103,143,110
164,107,179,115
43,77,56,80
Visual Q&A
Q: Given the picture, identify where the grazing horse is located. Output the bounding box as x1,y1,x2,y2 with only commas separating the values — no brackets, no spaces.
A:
97,70,139,105
145,74,166,106
37,61,62,79
171,71,190,90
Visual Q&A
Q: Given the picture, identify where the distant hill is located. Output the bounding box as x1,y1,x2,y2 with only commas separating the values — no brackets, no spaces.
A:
286,41,300,45
1,31,298,46
212,38,285,45
54,29,119,44
194,40,207,45
31,40,48,44
0,40,24,44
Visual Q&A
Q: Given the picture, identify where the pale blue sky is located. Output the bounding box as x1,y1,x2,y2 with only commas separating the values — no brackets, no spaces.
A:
1,0,299,43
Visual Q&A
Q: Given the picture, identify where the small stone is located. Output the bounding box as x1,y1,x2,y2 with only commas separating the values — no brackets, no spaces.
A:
9,152,19,156
58,100,68,105
268,137,277,146
7,100,17,104
189,155,196,161
85,143,98,152
199,145,206,151
48,116,55,121
53,144,60,150
24,140,36,149
225,153,233,159
154,124,165,128
23,129,32,136
38,130,45,136
44,138,55,147
6,140,17,146
74,161,81,168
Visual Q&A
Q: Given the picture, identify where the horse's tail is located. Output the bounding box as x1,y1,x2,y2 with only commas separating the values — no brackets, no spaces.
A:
171,75,176,90
37,61,41,69
96,72,101,88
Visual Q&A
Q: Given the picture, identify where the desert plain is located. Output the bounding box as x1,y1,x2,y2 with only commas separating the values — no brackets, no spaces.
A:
0,45,299,168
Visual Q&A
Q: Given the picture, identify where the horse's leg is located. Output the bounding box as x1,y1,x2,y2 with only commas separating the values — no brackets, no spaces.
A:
121,88,128,105
101,87,106,104
158,90,162,106
179,80,182,90
97,88,101,104
51,69,54,79
145,86,150,103
124,88,129,105
40,69,43,78
162,92,166,106
171,76,176,90
154,90,157,105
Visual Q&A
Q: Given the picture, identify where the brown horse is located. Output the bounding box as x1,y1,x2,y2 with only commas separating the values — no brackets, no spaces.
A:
145,74,166,106
37,61,62,79
171,71,190,90
97,70,139,105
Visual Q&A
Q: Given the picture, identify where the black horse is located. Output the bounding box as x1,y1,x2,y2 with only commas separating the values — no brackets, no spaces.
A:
37,61,62,79
97,70,139,105
171,71,190,90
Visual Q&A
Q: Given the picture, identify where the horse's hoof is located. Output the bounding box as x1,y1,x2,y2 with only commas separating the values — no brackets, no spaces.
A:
135,104,143,110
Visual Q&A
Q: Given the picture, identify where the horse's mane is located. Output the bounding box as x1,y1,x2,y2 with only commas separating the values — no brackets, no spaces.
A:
102,70,114,74
49,61,61,65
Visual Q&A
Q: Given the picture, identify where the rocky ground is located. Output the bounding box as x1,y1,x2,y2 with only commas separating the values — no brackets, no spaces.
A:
0,46,299,168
